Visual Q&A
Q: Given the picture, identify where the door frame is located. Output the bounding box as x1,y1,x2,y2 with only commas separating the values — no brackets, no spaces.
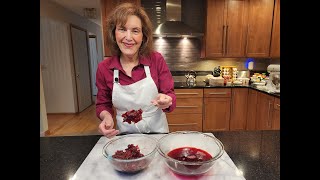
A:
69,24,93,112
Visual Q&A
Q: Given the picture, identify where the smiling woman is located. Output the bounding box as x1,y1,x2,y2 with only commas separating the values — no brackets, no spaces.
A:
96,2,176,138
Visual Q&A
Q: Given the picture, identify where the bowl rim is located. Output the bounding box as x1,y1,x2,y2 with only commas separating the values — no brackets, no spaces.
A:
157,131,224,165
102,134,158,162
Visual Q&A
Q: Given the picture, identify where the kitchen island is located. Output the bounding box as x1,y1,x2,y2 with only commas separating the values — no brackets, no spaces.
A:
40,130,279,180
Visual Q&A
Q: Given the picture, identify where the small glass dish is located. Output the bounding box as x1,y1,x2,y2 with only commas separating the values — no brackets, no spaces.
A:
102,134,158,173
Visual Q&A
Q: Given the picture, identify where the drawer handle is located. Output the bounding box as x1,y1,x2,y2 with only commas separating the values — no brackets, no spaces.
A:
176,93,199,95
209,92,228,95
176,106,198,108
169,123,197,126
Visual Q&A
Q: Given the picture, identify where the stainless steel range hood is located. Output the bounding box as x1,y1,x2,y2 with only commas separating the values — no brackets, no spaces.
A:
153,0,204,38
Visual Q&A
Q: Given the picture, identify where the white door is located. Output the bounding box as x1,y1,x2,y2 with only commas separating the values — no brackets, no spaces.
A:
70,25,92,112
88,36,99,95
40,17,77,113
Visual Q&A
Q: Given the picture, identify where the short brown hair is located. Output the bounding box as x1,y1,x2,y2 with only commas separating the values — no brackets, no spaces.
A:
105,3,154,57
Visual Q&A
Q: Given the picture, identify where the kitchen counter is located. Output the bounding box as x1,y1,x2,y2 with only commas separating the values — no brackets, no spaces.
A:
174,81,280,98
40,130,280,180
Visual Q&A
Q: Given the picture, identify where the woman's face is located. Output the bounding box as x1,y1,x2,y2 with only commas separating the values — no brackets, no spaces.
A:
115,15,143,58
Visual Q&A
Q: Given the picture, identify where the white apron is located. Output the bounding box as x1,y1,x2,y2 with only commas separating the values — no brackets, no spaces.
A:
112,66,169,134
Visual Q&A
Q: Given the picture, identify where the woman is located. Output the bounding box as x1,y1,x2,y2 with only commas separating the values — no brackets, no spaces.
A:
96,3,176,138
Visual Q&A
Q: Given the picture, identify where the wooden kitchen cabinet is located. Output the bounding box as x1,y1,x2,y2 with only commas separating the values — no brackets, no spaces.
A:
246,89,258,130
101,0,116,56
203,88,231,131
246,0,275,57
166,89,203,132
270,0,280,58
205,0,248,58
256,91,279,130
230,88,248,130
272,97,280,130
247,89,280,130
101,0,141,56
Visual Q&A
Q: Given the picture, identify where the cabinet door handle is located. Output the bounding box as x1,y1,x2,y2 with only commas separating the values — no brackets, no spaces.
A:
276,104,280,107
176,106,198,108
209,92,227,95
176,93,199,95
222,25,225,55
268,101,272,127
225,25,228,55
169,123,197,126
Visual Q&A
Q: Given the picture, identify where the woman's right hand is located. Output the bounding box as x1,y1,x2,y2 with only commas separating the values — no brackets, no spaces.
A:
98,115,119,138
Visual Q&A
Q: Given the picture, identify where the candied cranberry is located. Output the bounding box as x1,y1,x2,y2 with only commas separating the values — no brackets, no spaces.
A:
112,144,144,160
122,109,143,124
112,144,147,172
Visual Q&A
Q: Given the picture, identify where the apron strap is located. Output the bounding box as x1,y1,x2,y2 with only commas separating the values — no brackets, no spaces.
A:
113,69,119,83
144,66,151,78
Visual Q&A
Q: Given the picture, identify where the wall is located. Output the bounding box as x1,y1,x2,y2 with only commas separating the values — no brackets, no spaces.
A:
154,37,278,72
40,0,104,113
40,0,104,63
40,65,48,136
40,17,77,113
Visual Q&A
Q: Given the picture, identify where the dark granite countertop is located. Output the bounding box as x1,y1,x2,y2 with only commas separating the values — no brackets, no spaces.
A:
174,81,280,98
40,130,279,180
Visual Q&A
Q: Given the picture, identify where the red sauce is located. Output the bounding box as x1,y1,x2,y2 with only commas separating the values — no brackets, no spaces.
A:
122,109,143,124
167,147,212,162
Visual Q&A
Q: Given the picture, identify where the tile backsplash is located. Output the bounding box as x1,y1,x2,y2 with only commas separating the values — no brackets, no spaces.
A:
153,37,280,72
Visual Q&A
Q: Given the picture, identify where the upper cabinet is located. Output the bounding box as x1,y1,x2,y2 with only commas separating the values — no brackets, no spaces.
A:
205,0,248,58
101,0,141,57
205,0,278,58
270,0,280,58
246,0,275,57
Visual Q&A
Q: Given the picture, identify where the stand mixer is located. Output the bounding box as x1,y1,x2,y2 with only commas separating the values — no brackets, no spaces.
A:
266,64,280,93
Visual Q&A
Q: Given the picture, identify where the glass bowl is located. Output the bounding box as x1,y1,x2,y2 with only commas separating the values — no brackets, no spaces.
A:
102,134,158,173
157,131,224,176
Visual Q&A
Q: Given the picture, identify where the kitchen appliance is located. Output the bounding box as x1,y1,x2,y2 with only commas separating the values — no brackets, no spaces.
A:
209,76,224,86
237,70,250,78
185,70,197,86
153,0,204,37
235,70,250,85
204,74,214,85
266,64,280,93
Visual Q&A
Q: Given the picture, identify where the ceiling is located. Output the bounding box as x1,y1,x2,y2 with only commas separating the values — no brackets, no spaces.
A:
51,0,102,25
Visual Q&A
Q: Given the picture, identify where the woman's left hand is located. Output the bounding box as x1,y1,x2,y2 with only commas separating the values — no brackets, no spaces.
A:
151,93,172,109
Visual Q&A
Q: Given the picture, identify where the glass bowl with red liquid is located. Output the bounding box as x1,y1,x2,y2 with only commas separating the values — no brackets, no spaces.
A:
102,134,158,173
157,131,224,176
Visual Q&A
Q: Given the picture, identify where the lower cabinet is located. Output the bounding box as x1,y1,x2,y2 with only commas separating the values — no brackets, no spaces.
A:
113,87,279,132
256,92,280,130
230,88,249,130
166,89,203,132
203,88,231,131
272,97,280,130
246,89,258,130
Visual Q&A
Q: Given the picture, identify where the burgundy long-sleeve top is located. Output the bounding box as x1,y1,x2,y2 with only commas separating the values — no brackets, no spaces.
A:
95,51,176,119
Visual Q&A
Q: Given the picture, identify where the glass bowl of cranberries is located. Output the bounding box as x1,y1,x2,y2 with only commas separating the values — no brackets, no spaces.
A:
102,134,158,173
157,131,224,176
